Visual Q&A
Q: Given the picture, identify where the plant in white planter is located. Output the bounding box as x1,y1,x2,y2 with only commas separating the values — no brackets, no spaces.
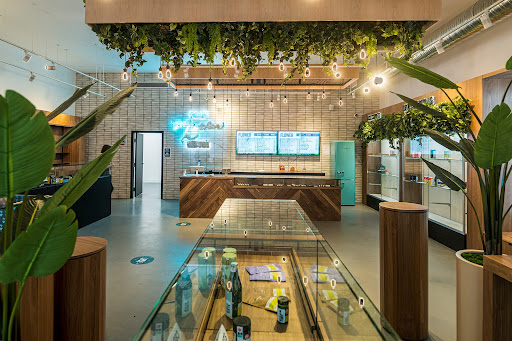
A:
386,55,512,341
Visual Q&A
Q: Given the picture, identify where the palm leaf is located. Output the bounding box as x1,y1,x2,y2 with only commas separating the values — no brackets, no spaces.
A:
0,91,55,198
392,93,447,118
47,83,95,121
422,158,466,191
474,103,512,169
39,136,124,216
506,56,512,70
424,128,462,151
56,83,137,148
386,57,459,90
0,205,78,284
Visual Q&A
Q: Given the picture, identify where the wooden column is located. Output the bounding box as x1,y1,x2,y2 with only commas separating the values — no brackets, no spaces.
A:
54,237,107,341
483,255,512,341
379,202,428,340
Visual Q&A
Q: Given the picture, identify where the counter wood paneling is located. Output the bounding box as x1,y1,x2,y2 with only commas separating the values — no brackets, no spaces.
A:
179,176,341,221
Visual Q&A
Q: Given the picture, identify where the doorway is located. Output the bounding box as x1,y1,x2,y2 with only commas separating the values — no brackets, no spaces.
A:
131,131,164,199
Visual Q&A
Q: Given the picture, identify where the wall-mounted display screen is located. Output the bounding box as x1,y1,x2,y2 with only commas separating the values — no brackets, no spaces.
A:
278,131,321,155
236,131,278,155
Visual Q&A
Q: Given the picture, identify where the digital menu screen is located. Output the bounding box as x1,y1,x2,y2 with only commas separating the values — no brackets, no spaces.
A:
236,131,278,155
278,131,321,155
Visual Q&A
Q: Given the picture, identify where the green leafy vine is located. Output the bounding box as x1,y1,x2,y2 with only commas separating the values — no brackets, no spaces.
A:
91,21,426,80
354,97,472,148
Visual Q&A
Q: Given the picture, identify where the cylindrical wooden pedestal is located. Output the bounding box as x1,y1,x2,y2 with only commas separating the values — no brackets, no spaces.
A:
379,202,428,341
54,236,107,341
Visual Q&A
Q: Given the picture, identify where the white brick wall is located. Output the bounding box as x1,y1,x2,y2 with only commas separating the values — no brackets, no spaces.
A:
75,73,379,200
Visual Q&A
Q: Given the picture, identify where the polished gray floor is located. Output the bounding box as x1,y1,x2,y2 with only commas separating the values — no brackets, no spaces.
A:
79,182,456,341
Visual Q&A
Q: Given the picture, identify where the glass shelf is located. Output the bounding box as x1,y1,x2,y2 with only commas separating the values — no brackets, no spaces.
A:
367,171,399,178
368,154,398,158
134,199,400,340
366,139,400,202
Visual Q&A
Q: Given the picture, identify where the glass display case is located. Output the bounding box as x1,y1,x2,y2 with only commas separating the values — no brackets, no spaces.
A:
366,139,400,202
233,177,340,188
134,199,399,340
403,136,466,233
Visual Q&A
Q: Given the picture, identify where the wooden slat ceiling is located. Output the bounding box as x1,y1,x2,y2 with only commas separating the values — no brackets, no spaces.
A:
85,0,441,24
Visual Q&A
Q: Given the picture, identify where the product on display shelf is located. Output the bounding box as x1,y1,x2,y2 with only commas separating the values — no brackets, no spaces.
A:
225,262,243,319
150,313,170,341
215,324,229,341
175,267,192,318
233,316,251,341
245,263,283,275
311,272,344,283
243,287,287,312
198,251,215,291
311,264,338,275
222,252,237,288
322,289,339,301
337,298,351,326
249,271,286,282
277,296,290,324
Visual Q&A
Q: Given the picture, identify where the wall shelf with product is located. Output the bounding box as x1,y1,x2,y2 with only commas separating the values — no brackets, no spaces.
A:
45,111,86,166
365,139,400,205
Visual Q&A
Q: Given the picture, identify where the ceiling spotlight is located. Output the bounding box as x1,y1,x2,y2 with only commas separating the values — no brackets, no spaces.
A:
165,65,172,79
434,40,445,54
246,89,250,97
335,71,341,78
158,66,163,79
184,68,189,78
270,100,274,108
322,90,326,99
283,95,288,104
207,78,213,90
332,58,337,72
305,65,311,78
22,51,31,63
213,95,217,103
29,72,36,82
45,64,56,71
122,68,128,81
189,93,193,102
339,97,343,106
279,61,285,72
363,87,370,94
307,91,311,100
359,48,367,60
174,88,178,97
480,12,493,29
374,76,384,86
352,92,356,99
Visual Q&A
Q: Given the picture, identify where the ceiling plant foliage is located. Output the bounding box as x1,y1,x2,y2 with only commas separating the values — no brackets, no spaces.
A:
353,97,472,148
92,21,426,80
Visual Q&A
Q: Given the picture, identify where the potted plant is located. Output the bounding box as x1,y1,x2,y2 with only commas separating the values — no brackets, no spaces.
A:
0,82,137,341
386,55,512,341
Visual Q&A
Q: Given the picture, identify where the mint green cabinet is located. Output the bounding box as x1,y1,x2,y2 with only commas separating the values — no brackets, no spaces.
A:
331,141,355,205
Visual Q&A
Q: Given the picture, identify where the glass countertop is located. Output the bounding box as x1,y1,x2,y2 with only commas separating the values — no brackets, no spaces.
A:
134,199,399,340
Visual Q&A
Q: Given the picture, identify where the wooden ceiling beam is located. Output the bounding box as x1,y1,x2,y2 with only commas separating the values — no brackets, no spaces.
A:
85,0,441,24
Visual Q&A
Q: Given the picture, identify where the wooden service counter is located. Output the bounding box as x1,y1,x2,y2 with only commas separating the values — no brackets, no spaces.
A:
179,175,341,221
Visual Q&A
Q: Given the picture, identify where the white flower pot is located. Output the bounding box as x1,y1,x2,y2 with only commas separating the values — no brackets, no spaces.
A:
456,249,483,341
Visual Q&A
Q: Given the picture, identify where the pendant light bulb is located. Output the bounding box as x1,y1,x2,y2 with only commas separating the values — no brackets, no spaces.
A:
352,92,356,99
174,88,178,97
332,59,337,72
307,91,311,100
317,95,320,101
225,99,229,107
279,61,285,72
305,66,311,78
213,95,217,103
246,89,250,97
322,91,326,100
283,96,288,104
207,79,213,90
359,48,367,60
122,68,128,81
270,100,274,108
158,66,163,79
335,72,342,78
189,93,193,102
230,57,236,67
165,65,172,79
339,97,343,106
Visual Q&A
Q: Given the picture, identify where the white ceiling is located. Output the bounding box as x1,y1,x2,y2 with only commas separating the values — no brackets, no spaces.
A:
0,0,480,74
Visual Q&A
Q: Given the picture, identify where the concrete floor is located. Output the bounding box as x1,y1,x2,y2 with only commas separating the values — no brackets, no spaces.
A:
79,182,456,341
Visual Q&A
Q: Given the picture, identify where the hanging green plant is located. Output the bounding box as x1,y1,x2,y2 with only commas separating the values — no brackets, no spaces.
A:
91,21,426,80
353,97,472,148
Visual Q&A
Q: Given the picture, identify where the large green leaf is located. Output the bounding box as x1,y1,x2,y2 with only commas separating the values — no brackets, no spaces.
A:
56,83,137,148
506,56,512,70
422,158,466,191
47,83,95,121
386,57,459,90
39,136,124,216
0,91,55,198
474,103,512,169
0,205,77,284
392,93,447,118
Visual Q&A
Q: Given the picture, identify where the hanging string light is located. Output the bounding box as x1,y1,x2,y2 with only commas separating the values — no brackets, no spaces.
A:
307,91,312,100
322,89,326,100
158,65,163,79
174,88,179,97
165,65,172,79
332,58,337,72
304,64,311,78
339,97,344,106
225,99,229,107
359,48,367,60
122,68,128,81
230,57,237,67
283,95,288,104
213,95,217,103
279,60,285,72
189,92,193,102
207,78,213,90
270,99,274,108
246,88,250,97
